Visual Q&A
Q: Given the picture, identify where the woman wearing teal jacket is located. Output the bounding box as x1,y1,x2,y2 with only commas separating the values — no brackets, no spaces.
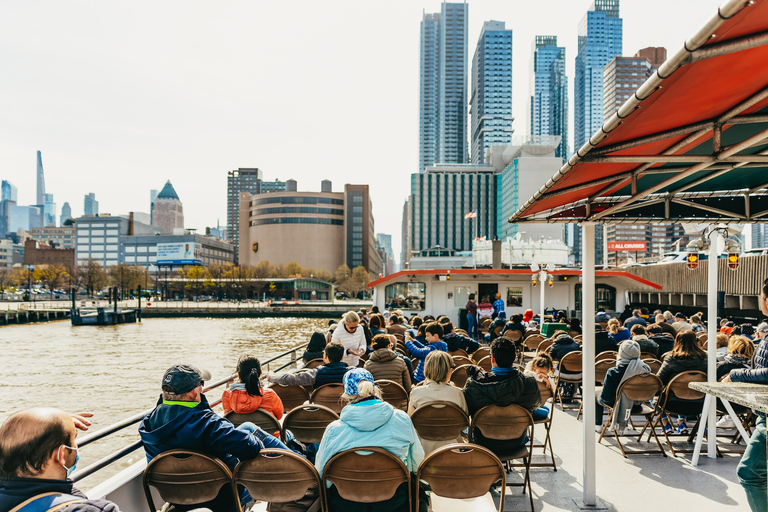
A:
314,368,424,511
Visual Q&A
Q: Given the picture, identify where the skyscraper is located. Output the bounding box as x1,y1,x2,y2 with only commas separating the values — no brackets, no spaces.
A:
36,151,45,206
152,181,184,235
84,193,98,217
471,21,514,164
227,168,262,262
43,193,56,227
574,0,623,151
529,36,569,159
419,2,468,172
1,181,17,202
150,189,158,225
60,202,72,226
603,48,665,121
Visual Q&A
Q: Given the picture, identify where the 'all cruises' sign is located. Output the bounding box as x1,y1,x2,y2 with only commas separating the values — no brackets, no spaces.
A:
607,241,646,251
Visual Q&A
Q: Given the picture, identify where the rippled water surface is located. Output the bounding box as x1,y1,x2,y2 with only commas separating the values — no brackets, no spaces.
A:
0,317,330,489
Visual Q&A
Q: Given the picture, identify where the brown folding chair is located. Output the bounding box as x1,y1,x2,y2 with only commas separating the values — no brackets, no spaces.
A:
554,351,583,410
452,355,473,367
532,380,557,470
409,400,470,445
520,334,543,364
416,444,505,512
310,383,345,414
536,339,553,355
225,410,281,435
470,404,535,511
472,346,491,363
577,359,615,420
268,383,311,413
234,449,322,511
449,364,471,388
595,351,618,362
476,355,493,372
375,379,409,411
492,325,505,338
448,348,470,358
505,329,523,343
143,449,242,512
640,352,657,360
642,358,663,374
281,404,339,444
645,371,708,456
304,358,325,369
480,318,492,334
597,374,666,458
322,447,411,512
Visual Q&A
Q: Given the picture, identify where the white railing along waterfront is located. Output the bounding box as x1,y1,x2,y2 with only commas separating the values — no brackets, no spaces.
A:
0,298,372,311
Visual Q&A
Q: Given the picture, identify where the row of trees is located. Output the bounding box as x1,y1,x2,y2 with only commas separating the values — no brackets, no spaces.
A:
0,259,373,301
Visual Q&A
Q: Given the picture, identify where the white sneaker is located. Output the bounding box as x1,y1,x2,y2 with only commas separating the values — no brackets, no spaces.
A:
595,425,604,433
716,415,736,429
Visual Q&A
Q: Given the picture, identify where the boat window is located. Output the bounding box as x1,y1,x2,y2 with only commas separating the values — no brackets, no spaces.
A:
506,287,523,307
385,282,426,310
575,284,616,312
454,286,470,307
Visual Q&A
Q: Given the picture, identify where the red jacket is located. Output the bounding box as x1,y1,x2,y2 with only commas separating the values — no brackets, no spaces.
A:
221,385,284,420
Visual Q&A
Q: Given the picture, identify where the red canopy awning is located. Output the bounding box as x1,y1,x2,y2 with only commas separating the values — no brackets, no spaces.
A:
509,0,768,225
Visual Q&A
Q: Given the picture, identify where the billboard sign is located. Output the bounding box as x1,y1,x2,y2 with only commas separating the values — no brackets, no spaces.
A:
607,241,647,251
156,242,202,265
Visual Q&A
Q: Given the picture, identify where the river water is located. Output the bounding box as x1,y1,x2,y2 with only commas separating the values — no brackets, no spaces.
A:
0,317,330,489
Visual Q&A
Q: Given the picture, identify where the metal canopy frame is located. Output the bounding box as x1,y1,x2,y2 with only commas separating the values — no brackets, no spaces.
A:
504,0,768,507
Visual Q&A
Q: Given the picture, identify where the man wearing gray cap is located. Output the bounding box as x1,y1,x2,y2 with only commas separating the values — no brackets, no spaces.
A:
139,363,288,511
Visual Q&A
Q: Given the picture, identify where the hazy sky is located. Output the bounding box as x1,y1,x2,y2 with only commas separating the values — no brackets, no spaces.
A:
1,0,724,261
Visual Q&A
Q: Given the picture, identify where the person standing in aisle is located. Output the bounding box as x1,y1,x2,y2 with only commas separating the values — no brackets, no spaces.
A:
466,293,478,340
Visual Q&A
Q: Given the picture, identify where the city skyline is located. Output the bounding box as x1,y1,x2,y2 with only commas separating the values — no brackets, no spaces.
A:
1,0,723,261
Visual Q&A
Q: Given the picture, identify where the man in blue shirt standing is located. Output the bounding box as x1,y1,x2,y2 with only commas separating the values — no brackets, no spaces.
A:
493,293,505,320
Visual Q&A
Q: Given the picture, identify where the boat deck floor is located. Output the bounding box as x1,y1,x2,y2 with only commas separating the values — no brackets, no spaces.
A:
251,404,749,511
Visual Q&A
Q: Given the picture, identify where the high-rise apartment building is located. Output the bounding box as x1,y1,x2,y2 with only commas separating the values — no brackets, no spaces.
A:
43,193,56,227
84,193,98,217
574,0,623,151
419,2,468,172
151,181,184,235
529,36,569,160
603,48,665,121
752,225,768,249
470,21,514,164
60,202,72,226
227,168,262,262
149,189,158,225
1,181,17,202
36,151,45,206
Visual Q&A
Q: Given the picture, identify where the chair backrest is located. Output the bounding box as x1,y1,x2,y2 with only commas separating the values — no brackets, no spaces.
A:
596,351,618,362
524,335,544,350
470,404,533,442
309,383,345,414
304,358,324,369
417,444,505,505
142,449,240,512
595,359,615,385
234,449,320,505
617,373,664,402
452,355,473,367
664,371,708,402
642,358,663,374
471,347,491,362
281,404,339,443
559,351,583,374
493,325,505,337
449,364,471,388
375,379,409,411
505,329,522,342
392,333,405,342
536,379,554,405
409,400,470,441
225,409,280,434
322,447,411,505
481,318,492,329
448,348,470,359
537,338,554,354
573,335,583,342
640,352,657,360
476,355,492,372
268,383,310,413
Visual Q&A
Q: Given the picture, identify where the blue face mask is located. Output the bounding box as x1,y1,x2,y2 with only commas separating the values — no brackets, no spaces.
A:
61,445,79,477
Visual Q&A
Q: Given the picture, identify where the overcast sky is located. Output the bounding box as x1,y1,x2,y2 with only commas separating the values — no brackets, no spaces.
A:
1,0,724,261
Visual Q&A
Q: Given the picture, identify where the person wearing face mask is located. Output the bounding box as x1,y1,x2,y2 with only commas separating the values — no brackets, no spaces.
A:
0,407,121,511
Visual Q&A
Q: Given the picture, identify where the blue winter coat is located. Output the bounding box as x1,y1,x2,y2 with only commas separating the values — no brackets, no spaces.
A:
314,398,424,482
405,338,448,383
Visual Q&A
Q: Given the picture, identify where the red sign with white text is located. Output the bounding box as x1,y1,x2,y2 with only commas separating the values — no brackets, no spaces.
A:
607,241,647,251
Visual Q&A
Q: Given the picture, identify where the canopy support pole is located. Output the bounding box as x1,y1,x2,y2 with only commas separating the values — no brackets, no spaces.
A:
540,270,546,328
706,231,718,458
582,223,597,505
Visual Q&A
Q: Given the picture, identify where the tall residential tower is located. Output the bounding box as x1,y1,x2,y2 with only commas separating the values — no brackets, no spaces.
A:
36,151,45,206
529,36,569,160
227,168,262,262
471,21,514,164
84,193,98,217
419,2,468,172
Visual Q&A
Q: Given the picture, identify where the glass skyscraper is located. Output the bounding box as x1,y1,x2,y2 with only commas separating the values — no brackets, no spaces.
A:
528,36,569,160
419,2,468,172
574,0,622,151
471,21,513,164
1,180,17,202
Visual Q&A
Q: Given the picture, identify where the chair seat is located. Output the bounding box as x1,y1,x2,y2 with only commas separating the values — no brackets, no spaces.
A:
493,445,529,462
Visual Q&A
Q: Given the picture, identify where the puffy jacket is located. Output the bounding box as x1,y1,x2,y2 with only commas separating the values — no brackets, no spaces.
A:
632,335,659,357
364,348,411,390
730,337,768,417
550,337,580,362
405,338,448,383
623,316,647,330
609,328,631,343
314,398,424,480
650,334,675,356
221,383,285,419
657,353,707,386
0,478,119,512
463,366,541,416
595,330,618,355
443,332,479,354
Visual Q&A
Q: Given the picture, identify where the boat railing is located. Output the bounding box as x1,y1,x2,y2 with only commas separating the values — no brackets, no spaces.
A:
70,340,309,483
